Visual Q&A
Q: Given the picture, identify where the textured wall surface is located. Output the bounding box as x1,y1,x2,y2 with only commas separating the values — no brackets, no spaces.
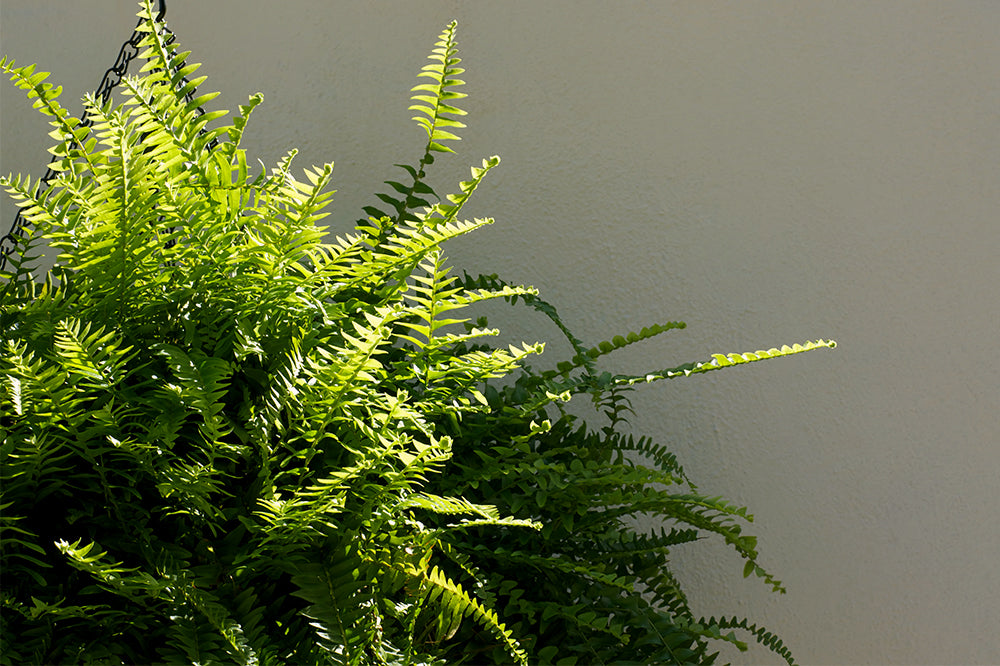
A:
3,2,998,664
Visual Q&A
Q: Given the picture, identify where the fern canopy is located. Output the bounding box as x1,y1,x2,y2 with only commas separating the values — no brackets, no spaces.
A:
1,3,832,665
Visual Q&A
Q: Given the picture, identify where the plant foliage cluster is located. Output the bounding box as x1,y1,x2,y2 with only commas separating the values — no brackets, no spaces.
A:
1,3,834,664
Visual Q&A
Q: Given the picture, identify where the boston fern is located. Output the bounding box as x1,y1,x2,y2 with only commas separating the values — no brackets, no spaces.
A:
0,2,834,664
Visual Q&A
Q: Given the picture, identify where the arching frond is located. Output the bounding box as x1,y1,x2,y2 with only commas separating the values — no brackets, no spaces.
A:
290,551,380,665
626,338,838,385
422,566,527,665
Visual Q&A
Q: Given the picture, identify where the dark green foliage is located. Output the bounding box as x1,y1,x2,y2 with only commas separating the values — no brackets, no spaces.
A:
1,3,834,664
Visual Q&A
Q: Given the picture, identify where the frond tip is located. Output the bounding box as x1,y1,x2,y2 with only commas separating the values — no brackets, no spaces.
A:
410,20,467,154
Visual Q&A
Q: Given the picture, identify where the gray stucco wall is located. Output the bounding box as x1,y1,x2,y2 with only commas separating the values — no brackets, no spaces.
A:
3,2,998,663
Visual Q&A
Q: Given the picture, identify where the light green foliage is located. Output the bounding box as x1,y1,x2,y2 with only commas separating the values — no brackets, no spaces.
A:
1,3,834,664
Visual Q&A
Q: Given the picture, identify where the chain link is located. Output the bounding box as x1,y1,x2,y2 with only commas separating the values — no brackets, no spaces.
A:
1,1,215,272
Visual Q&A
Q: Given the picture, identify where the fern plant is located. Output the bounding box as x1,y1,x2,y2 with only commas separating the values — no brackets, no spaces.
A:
1,3,834,664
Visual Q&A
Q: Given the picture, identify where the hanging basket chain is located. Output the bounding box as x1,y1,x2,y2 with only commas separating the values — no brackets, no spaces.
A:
0,1,216,272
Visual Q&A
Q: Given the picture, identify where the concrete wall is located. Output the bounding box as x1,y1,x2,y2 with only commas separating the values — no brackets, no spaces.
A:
3,2,998,663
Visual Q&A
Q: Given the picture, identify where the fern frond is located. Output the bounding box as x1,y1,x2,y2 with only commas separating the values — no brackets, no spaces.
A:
52,319,134,390
227,93,264,151
398,493,541,533
55,539,152,602
168,572,259,665
0,509,49,578
463,271,593,367
290,548,380,665
388,217,494,263
423,565,528,665
546,321,688,379
594,526,702,557
426,156,498,224
312,312,392,412
537,600,633,644
616,434,695,488
401,248,537,357
0,174,66,290
366,20,469,228
343,217,493,300
398,492,498,520
0,58,97,176
161,613,228,665
522,338,837,412
657,493,786,594
420,344,544,402
401,249,465,348
152,344,233,444
230,586,282,666
249,331,305,447
472,544,633,594
410,21,467,155
249,161,336,273
623,338,838,385
154,459,229,527
135,0,227,154
391,434,455,486
705,616,798,666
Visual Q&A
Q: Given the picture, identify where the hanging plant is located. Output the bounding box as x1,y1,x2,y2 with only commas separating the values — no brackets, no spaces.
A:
1,2,833,664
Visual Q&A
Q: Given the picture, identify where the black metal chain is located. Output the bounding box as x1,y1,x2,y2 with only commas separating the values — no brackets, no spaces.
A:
0,0,214,272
